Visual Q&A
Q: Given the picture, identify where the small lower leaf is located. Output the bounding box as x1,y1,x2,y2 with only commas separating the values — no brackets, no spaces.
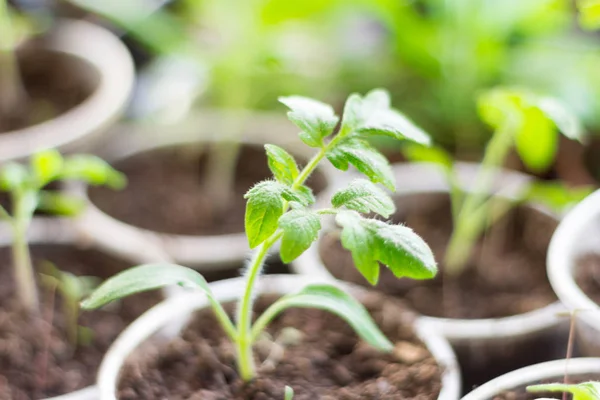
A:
245,181,286,248
251,283,393,352
278,209,321,263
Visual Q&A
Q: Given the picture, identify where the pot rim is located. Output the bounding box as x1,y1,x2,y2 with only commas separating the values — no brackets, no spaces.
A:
461,357,600,400
547,189,600,332
96,274,461,400
293,162,566,340
68,115,338,268
0,18,134,162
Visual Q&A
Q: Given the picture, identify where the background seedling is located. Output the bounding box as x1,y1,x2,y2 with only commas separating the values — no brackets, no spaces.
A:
0,0,26,120
82,89,438,384
40,261,99,347
0,149,125,312
403,86,590,276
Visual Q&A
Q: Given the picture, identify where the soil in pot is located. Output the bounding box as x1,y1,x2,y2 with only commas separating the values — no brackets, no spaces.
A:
490,374,600,400
88,144,327,236
320,192,561,391
117,291,442,400
0,244,162,400
0,46,99,133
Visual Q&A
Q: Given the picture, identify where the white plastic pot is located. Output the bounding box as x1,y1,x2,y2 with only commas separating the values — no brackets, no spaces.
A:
0,18,134,162
462,358,600,400
96,274,461,400
68,112,337,268
547,189,600,356
293,162,568,384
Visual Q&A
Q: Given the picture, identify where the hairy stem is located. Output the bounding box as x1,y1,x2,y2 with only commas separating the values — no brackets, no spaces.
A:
0,0,26,119
444,121,515,275
234,135,341,380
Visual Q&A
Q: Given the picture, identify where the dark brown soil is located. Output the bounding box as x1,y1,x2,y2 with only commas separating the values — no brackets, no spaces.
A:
89,144,327,236
0,44,98,133
491,374,600,400
118,291,442,400
322,192,558,320
574,253,600,305
0,244,162,400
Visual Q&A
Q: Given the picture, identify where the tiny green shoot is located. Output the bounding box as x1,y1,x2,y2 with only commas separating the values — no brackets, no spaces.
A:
284,386,294,400
527,381,600,400
0,149,126,313
81,89,437,383
404,86,587,276
39,261,99,347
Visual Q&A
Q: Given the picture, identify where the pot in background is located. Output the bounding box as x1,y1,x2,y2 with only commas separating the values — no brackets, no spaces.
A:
0,19,134,162
293,162,569,391
461,358,600,400
68,111,338,269
547,189,600,356
96,274,461,400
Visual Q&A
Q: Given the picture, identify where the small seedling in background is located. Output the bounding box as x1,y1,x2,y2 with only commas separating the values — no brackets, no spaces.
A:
578,0,600,30
403,86,590,275
0,0,27,119
39,261,99,347
527,381,600,400
82,89,437,384
0,149,126,312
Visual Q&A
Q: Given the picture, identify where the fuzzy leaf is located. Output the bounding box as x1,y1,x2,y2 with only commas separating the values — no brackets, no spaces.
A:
252,284,393,351
31,150,63,186
278,209,321,263
342,89,430,146
245,181,285,248
295,185,315,206
61,155,127,189
335,211,437,285
327,138,395,190
332,179,395,218
264,144,299,185
81,264,212,309
527,382,600,400
279,96,339,148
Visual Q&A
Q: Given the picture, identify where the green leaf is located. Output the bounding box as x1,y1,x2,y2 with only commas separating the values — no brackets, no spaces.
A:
61,155,127,189
336,211,437,285
294,185,315,206
251,283,393,352
327,138,395,191
245,181,285,248
514,105,558,172
37,192,86,216
81,264,212,309
264,144,299,186
279,96,339,148
536,97,584,141
579,0,600,30
31,149,63,186
527,381,600,400
341,89,430,146
332,179,396,218
523,181,594,212
278,209,321,263
0,163,29,191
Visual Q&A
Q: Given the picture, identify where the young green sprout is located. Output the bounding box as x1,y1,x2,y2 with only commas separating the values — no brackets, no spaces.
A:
81,89,438,383
0,149,126,312
404,86,588,276
527,381,600,400
40,261,99,347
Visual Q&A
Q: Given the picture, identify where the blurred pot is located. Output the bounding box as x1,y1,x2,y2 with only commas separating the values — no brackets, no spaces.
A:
293,162,568,389
547,188,600,356
0,19,134,162
96,274,461,400
68,110,337,269
462,358,600,400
